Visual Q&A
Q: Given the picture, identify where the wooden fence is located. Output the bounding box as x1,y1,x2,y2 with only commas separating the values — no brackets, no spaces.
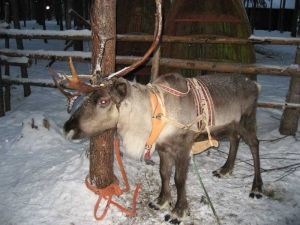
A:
0,29,299,134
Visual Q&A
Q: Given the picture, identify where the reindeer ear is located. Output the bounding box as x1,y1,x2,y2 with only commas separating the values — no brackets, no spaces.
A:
110,79,128,105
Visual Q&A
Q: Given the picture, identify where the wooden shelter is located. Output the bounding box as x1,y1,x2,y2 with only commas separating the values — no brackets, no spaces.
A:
161,0,256,76
116,0,255,79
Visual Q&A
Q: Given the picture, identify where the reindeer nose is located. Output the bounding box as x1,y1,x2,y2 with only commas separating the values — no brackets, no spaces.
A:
64,117,79,139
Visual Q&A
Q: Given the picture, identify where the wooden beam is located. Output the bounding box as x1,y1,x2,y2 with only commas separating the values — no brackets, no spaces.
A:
1,49,300,77
3,76,300,110
2,29,300,45
0,56,31,67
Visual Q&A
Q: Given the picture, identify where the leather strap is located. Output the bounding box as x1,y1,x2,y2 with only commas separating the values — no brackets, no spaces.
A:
144,91,166,160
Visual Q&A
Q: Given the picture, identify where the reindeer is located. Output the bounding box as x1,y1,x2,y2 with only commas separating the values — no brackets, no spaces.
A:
51,0,263,224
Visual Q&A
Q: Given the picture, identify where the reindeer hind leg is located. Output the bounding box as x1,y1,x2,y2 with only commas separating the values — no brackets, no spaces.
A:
213,130,240,178
239,110,263,199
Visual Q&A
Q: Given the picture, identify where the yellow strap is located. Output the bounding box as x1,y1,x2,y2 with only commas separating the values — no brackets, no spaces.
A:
192,139,219,155
145,91,166,149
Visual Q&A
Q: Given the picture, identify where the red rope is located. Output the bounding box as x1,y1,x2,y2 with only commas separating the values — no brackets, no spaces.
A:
85,137,141,220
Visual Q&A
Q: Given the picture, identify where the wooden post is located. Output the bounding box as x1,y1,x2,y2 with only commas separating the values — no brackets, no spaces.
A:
42,0,48,43
151,46,160,82
65,0,72,30
0,66,5,117
268,0,273,32
4,2,11,111
279,47,300,135
54,0,64,31
9,0,31,97
72,2,84,51
292,0,300,37
20,66,31,97
9,0,24,49
89,0,116,188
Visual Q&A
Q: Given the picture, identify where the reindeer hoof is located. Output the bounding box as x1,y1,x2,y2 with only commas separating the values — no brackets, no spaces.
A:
170,218,181,225
148,202,160,210
213,168,232,178
164,214,183,225
249,192,262,199
212,170,222,178
165,214,171,221
164,208,189,225
149,199,171,211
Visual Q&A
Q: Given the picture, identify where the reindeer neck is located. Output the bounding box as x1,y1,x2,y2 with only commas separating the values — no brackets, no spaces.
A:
116,81,153,160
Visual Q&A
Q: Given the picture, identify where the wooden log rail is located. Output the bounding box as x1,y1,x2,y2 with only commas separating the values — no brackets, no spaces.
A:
1,29,300,45
0,55,31,67
2,75,300,110
1,48,300,77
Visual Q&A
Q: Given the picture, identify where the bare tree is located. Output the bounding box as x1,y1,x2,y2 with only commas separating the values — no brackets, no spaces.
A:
89,0,117,188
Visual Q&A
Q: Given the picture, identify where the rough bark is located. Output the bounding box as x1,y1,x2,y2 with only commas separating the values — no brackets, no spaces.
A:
279,47,300,135
89,0,116,188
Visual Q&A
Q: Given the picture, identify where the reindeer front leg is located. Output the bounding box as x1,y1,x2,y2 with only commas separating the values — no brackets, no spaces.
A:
149,147,173,210
165,149,190,224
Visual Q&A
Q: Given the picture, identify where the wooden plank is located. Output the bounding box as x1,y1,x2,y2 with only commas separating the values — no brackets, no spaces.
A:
3,75,300,111
0,56,31,67
2,76,57,87
258,102,300,109
1,49,300,77
175,14,242,24
2,29,300,45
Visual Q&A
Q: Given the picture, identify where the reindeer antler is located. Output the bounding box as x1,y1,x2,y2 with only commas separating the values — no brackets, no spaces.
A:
106,0,162,79
51,0,162,112
49,57,97,112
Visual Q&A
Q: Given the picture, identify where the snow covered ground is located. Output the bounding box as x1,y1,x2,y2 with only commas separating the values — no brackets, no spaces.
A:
0,21,300,225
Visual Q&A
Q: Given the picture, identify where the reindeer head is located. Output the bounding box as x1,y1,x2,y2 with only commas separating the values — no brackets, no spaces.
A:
51,0,162,140
62,74,128,140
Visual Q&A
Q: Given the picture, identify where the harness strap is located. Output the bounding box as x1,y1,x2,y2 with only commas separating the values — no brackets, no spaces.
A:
144,91,166,160
85,137,141,220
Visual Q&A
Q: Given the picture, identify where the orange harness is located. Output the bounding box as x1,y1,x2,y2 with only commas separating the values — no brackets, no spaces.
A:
144,91,166,160
145,82,219,158
85,137,141,220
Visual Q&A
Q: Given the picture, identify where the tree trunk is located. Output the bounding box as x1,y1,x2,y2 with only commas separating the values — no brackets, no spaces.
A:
89,0,116,188
279,47,300,135
65,0,72,30
10,0,24,49
73,0,84,51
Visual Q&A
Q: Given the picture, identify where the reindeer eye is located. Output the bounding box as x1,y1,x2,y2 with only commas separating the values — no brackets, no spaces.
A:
97,98,111,107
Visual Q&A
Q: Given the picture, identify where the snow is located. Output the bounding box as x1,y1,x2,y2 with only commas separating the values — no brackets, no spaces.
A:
0,55,30,64
0,22,300,225
0,48,91,59
0,28,91,37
